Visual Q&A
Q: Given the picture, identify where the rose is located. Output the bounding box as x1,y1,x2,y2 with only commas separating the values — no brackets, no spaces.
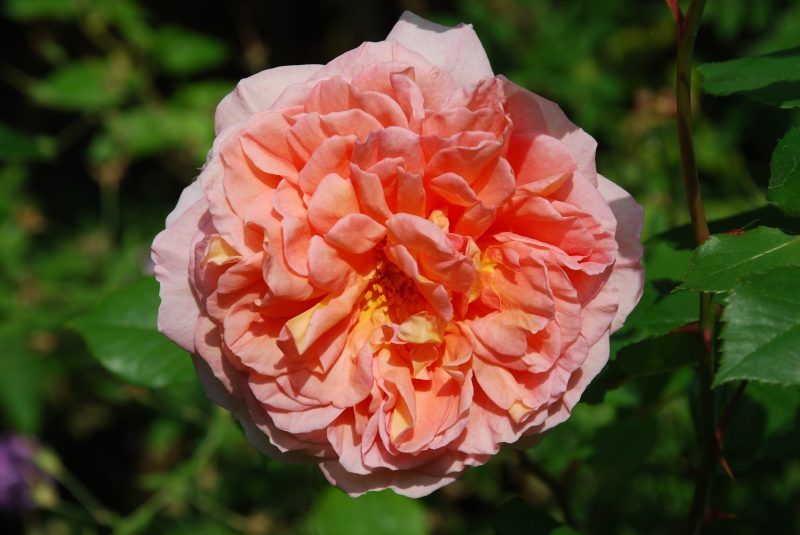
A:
152,11,644,497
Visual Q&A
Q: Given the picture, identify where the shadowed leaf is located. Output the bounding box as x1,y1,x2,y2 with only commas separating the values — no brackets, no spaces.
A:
768,127,800,217
72,277,194,388
699,46,800,108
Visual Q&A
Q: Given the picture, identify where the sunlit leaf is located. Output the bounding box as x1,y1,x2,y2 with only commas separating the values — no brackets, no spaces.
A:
31,58,136,112
0,122,53,161
698,46,800,108
5,0,81,20
171,81,231,110
95,103,214,164
715,266,800,386
153,26,229,75
306,488,428,535
680,227,800,292
768,127,800,217
72,277,194,388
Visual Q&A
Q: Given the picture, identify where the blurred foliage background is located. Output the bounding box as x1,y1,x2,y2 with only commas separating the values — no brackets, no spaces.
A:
1,0,799,533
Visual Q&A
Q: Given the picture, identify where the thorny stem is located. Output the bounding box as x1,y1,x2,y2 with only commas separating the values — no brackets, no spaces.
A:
672,0,716,533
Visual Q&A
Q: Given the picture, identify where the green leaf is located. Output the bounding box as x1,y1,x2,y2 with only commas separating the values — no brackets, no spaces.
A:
0,122,53,161
716,266,800,386
680,227,800,292
591,416,657,469
31,59,136,112
0,328,47,433
747,383,800,436
768,127,800,217
153,26,229,75
5,0,81,20
72,277,194,389
611,281,697,355
171,81,231,110
95,103,214,163
306,488,428,535
698,46,800,108
587,333,701,404
88,0,153,50
106,107,178,158
654,205,800,252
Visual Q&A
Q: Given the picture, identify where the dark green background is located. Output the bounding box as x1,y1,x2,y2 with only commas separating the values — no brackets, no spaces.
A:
1,0,799,533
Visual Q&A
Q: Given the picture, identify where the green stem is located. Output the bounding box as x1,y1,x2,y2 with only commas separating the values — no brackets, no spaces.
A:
56,465,118,527
111,409,229,535
673,0,716,533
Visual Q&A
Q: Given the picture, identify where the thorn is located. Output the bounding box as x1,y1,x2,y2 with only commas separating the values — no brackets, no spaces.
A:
718,455,735,482
674,322,699,334
725,229,745,236
702,329,713,354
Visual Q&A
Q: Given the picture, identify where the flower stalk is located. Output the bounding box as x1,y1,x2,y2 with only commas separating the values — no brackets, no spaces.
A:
671,0,716,533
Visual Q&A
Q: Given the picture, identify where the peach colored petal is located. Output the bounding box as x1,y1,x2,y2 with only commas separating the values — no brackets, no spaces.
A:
285,280,366,355
307,235,358,291
470,310,550,358
215,64,322,133
506,133,576,187
386,11,493,89
395,169,426,216
324,214,386,255
193,313,240,411
350,164,393,222
429,173,478,206
501,76,598,184
312,41,457,110
298,136,355,194
597,175,644,332
306,173,360,235
238,111,300,179
152,192,207,352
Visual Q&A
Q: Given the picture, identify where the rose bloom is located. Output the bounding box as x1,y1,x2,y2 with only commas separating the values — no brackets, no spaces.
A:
153,12,643,497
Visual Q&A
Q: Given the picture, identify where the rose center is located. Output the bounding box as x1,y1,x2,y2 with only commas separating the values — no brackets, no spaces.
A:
360,257,427,325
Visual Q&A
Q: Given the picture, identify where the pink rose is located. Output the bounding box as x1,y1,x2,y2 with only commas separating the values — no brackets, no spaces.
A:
152,11,643,497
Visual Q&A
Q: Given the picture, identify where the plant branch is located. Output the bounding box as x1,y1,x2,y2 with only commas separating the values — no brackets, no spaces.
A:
676,0,710,247
111,408,229,535
671,0,716,533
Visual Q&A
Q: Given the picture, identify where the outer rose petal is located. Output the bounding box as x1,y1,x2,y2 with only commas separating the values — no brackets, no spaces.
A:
501,77,598,184
320,461,458,499
166,179,205,227
597,175,644,332
541,333,611,432
152,181,206,352
386,11,493,88
215,64,322,132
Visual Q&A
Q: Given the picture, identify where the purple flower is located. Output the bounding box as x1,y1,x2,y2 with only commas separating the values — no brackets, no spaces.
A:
0,435,39,513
